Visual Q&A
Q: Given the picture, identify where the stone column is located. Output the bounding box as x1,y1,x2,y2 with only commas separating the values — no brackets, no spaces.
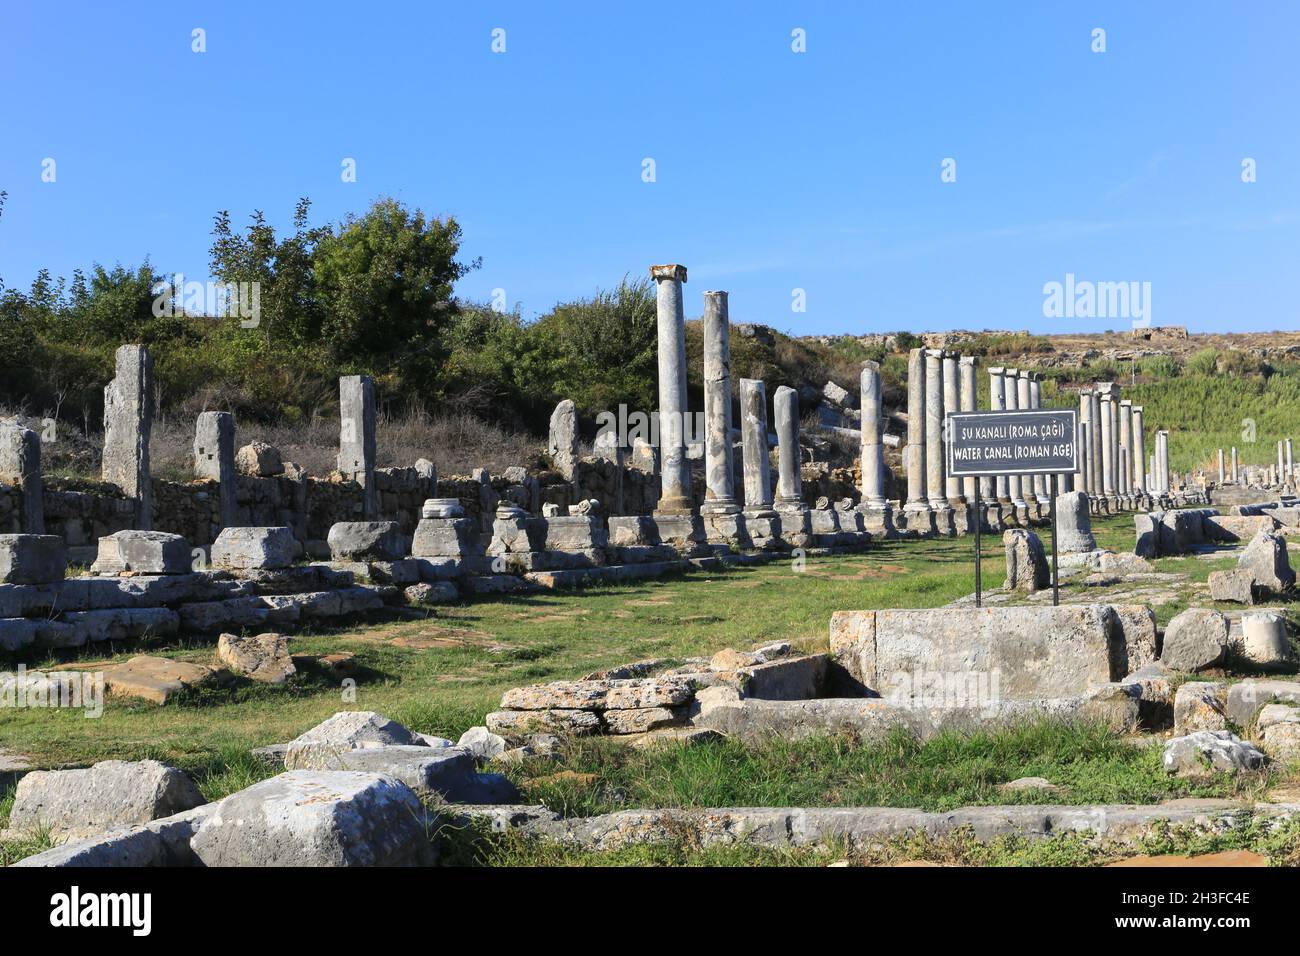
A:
1088,388,1103,499
1077,390,1092,495
1132,405,1146,497
1112,385,1123,494
0,423,43,533
942,353,962,506
650,264,693,514
773,385,812,545
903,347,932,530
1076,420,1089,498
102,343,154,530
1098,385,1115,501
989,367,1010,504
339,374,378,520
1217,448,1225,485
1156,430,1169,494
701,291,740,518
1231,445,1239,483
958,356,978,503
547,399,579,482
1278,440,1286,485
194,411,237,529
1287,439,1294,483
859,361,887,508
1119,400,1133,498
1004,368,1025,512
925,349,953,534
739,378,779,549
1027,373,1048,505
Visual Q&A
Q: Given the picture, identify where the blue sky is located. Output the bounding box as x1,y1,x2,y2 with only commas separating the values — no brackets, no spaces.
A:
2,1,1296,335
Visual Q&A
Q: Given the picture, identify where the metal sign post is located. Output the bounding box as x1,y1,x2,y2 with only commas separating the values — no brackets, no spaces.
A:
974,480,982,607
947,408,1078,605
1049,473,1059,606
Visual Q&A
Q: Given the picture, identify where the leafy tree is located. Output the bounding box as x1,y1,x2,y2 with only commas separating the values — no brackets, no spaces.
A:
313,197,478,374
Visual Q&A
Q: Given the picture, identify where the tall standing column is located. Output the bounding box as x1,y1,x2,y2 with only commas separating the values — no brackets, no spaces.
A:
194,410,237,529
1132,405,1146,497
739,378,778,549
1077,420,1089,498
0,423,43,534
773,385,811,544
1119,400,1134,498
925,350,949,514
650,264,693,514
1005,369,1025,511
1107,384,1121,496
859,361,887,508
1217,449,1225,484
1078,390,1092,496
942,353,962,505
958,357,979,503
1027,373,1048,504
700,291,739,516
339,374,378,520
1099,386,1115,501
102,344,155,530
1278,440,1286,486
1088,389,1103,498
1159,431,1171,494
1231,445,1239,483
903,347,931,528
990,367,1010,504
1287,439,1294,483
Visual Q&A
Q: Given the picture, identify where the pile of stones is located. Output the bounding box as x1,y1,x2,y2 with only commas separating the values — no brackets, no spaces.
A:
10,711,515,867
479,642,828,742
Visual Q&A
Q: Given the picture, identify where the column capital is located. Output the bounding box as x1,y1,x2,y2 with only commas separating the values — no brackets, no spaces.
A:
989,365,1006,376
649,263,688,283
959,355,977,366
1119,398,1132,408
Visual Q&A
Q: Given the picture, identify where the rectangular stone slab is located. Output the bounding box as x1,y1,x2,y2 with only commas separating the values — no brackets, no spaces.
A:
830,605,1119,700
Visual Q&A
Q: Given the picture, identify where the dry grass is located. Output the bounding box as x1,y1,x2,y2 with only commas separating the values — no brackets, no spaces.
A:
3,404,546,481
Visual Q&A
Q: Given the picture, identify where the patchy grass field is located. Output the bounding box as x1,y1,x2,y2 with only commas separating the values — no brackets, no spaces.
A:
4,511,1300,869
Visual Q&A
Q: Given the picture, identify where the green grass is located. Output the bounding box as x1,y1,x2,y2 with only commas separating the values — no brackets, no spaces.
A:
503,721,1277,817
0,528,1014,773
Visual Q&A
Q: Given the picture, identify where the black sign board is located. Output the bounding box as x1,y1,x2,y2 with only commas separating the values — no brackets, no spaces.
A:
946,408,1078,477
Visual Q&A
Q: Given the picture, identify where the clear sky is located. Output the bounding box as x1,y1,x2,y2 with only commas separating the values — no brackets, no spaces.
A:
2,1,1297,335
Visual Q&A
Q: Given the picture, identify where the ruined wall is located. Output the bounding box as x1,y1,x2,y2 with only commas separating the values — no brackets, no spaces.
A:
0,458,665,561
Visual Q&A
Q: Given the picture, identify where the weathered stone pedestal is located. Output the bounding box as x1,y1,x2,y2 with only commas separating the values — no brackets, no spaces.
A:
703,511,752,552
899,503,935,537
858,504,896,537
653,513,708,557
950,503,973,536
774,504,813,549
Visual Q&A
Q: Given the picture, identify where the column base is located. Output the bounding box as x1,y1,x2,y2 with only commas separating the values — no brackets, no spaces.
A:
743,510,785,551
704,512,752,552
857,504,896,537
774,504,813,549
700,499,742,516
652,512,708,556
899,503,935,537
949,501,972,535
931,506,956,537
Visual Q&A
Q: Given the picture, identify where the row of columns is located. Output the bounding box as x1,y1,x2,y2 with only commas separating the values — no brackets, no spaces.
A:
1215,439,1297,489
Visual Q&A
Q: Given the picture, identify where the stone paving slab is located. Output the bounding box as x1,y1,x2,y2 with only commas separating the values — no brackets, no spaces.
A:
454,800,1300,851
